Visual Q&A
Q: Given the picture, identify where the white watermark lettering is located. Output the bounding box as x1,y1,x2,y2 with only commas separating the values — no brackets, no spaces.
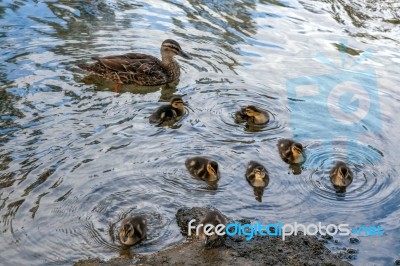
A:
188,219,383,241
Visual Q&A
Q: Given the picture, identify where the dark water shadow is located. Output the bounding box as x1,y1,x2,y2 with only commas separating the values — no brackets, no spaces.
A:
81,75,179,99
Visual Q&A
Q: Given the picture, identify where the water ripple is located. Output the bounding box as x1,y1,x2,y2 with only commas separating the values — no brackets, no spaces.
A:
0,0,399,265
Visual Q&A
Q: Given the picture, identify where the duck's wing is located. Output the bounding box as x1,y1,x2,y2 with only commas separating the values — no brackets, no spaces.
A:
91,53,170,85
95,53,161,73
149,105,177,125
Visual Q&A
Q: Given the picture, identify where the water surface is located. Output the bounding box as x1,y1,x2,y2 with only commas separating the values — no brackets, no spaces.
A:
0,0,399,265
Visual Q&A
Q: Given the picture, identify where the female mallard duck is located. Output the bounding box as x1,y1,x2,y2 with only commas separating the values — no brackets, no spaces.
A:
245,161,269,188
277,139,304,164
235,106,269,125
78,39,190,91
198,210,226,246
330,161,353,193
149,96,185,125
185,157,220,182
119,216,147,246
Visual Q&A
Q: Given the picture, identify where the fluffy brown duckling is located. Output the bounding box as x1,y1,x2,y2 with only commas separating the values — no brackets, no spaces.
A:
235,105,269,125
149,96,185,125
119,216,147,246
330,161,353,193
245,161,269,188
185,157,220,182
245,161,269,202
198,210,226,247
277,139,305,164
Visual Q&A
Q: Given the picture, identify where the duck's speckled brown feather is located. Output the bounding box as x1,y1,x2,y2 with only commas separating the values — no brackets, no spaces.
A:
79,39,189,86
79,53,178,86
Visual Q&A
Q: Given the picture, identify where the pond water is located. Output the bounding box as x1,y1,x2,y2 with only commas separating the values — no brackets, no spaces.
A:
0,0,399,265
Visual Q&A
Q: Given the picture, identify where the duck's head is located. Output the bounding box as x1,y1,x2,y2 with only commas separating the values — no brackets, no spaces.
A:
254,166,266,179
291,142,303,158
244,106,261,117
161,39,191,59
207,161,219,180
121,223,134,242
170,96,185,109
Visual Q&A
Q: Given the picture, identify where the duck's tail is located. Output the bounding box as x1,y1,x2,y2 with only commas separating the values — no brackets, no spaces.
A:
78,58,107,74
78,57,101,70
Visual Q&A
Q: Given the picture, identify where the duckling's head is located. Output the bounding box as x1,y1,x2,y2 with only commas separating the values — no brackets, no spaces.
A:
254,166,266,179
161,39,191,59
244,106,261,117
170,96,185,110
207,161,219,180
121,223,134,243
199,211,226,244
291,143,303,158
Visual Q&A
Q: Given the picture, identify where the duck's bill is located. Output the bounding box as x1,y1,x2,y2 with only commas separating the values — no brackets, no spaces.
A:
179,50,191,59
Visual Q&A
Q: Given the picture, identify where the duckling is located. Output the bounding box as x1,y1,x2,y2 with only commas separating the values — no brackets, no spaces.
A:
245,161,269,202
330,161,353,193
185,157,220,182
235,106,269,125
149,96,185,125
119,216,147,246
245,161,269,188
277,139,305,164
198,210,226,247
79,39,191,91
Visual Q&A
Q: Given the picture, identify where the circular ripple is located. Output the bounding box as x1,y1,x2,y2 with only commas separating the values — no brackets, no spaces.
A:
187,85,286,143
77,175,183,255
160,142,239,198
296,140,399,212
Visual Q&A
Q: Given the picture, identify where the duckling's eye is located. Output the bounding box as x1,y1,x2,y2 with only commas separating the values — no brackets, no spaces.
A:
173,101,183,107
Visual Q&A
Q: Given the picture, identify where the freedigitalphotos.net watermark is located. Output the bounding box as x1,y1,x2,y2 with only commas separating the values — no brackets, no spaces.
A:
188,219,384,241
